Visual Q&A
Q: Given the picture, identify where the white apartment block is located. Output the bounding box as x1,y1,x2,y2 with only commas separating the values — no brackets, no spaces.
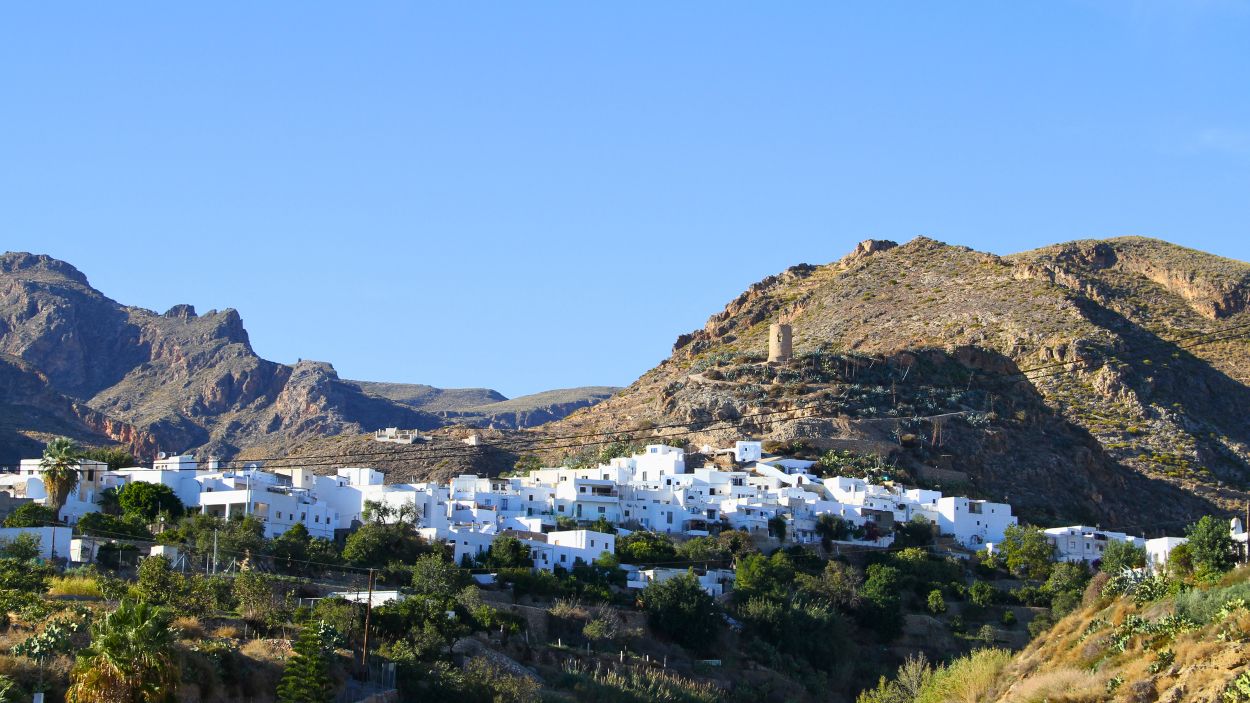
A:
1043,526,1144,566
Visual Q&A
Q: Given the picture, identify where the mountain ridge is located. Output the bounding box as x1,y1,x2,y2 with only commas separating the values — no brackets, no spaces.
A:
0,251,612,461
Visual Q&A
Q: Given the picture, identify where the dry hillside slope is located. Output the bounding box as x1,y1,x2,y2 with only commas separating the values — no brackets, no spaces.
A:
550,236,1250,527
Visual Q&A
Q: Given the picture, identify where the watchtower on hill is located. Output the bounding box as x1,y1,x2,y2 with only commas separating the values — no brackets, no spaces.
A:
768,323,792,363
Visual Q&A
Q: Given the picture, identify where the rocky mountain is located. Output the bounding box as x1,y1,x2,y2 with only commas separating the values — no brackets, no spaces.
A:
351,381,619,429
0,252,608,462
548,236,1250,528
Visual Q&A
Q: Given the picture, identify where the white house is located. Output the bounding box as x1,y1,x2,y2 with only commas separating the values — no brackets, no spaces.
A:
1044,526,1144,566
933,497,1016,548
18,458,110,524
627,567,735,596
1145,536,1189,573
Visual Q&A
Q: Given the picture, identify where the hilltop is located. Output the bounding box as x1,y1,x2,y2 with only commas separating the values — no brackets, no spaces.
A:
547,236,1250,527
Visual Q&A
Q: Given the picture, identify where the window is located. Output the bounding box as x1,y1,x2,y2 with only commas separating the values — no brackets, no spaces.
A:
590,540,596,548
301,512,306,521
86,470,95,481
598,506,606,514
558,505,565,513
561,554,567,562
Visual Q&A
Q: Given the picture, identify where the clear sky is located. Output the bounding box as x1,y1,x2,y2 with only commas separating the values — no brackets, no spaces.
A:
3,3,1248,397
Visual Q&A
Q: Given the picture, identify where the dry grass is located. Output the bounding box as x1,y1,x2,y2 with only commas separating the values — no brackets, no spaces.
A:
211,624,242,639
1002,667,1104,703
240,638,292,663
173,615,204,639
917,648,1013,703
46,574,102,598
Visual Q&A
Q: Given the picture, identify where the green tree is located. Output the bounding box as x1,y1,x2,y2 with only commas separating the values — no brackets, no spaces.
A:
233,570,279,626
968,580,995,608
39,436,82,519
988,524,1055,580
1186,515,1236,575
0,557,54,592
615,531,677,564
859,564,903,640
98,487,122,515
767,515,788,542
411,555,470,599
276,625,333,703
67,599,179,703
0,533,41,561
77,512,153,541
343,521,428,569
734,551,796,603
796,559,863,609
927,589,947,614
117,482,184,522
1167,542,1195,576
1099,540,1147,574
1041,562,1089,616
481,535,532,569
638,573,718,651
3,502,58,528
136,556,182,606
268,523,311,573
893,517,935,549
79,447,137,472
815,514,849,551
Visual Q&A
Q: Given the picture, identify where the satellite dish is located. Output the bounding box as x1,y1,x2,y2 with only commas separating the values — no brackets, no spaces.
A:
157,452,168,460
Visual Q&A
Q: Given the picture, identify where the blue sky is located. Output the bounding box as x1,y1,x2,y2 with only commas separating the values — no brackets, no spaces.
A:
3,3,1249,397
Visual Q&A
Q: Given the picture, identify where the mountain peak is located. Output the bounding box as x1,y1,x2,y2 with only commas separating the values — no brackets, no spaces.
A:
0,251,91,286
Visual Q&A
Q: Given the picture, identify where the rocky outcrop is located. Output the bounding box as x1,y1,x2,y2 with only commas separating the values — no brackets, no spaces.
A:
837,238,898,268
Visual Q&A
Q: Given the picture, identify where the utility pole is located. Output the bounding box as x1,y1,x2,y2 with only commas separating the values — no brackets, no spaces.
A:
361,568,376,678
212,529,219,575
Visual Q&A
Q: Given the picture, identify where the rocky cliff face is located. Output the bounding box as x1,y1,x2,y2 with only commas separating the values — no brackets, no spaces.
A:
0,252,443,459
550,236,1250,527
0,251,615,462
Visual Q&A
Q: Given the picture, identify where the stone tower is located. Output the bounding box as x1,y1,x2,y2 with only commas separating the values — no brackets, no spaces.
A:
768,323,792,363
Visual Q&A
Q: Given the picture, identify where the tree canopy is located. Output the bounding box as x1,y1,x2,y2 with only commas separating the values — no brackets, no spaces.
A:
638,573,718,652
1186,515,1236,575
117,482,184,522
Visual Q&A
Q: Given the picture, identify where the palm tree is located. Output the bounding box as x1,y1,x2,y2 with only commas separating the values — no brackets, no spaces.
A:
39,436,81,519
67,599,180,703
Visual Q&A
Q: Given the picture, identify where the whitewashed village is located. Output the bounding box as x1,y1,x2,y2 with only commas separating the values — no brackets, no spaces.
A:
3,434,1244,595
1,321,1248,703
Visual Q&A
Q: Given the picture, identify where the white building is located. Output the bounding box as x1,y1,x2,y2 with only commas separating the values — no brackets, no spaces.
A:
0,526,72,560
1044,526,1144,566
1145,536,1189,573
627,567,735,597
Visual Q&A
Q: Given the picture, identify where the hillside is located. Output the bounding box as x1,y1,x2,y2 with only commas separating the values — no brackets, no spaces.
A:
0,252,610,462
353,381,620,429
547,237,1250,527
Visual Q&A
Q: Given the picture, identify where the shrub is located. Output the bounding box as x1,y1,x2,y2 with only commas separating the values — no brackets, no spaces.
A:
968,580,995,607
926,589,946,614
638,574,718,652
